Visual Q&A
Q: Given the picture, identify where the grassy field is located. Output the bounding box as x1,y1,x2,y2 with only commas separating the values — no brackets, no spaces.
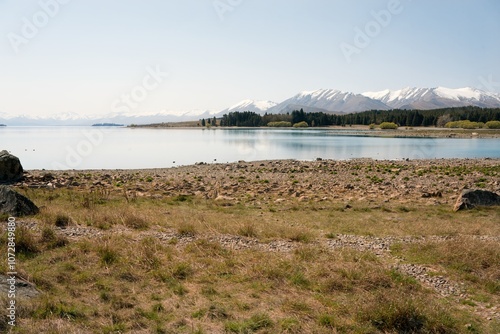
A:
1,159,499,333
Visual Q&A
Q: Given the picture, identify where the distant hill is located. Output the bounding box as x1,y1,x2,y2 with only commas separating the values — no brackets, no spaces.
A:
2,87,499,126
92,123,124,127
266,89,388,114
362,87,500,110
219,100,278,115
0,110,216,126
221,87,500,116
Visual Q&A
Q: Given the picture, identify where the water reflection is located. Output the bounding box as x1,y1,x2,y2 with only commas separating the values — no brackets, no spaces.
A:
1,127,499,169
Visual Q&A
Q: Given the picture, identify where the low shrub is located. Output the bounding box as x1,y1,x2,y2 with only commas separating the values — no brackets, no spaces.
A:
485,120,500,129
445,120,484,129
379,122,398,130
293,121,309,128
267,121,292,127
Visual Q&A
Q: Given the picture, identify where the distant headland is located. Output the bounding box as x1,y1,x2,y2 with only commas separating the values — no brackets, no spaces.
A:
92,123,124,127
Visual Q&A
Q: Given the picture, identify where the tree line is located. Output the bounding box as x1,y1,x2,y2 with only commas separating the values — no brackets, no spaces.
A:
214,106,500,127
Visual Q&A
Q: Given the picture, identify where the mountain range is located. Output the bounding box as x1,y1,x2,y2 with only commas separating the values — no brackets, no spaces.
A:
1,87,499,126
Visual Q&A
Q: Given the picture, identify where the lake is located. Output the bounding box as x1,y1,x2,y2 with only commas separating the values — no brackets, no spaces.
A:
1,126,499,170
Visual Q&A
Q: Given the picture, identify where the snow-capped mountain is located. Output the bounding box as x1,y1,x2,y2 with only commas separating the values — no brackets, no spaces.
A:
219,100,278,115
362,87,500,110
0,110,216,126
2,87,499,126
266,89,389,114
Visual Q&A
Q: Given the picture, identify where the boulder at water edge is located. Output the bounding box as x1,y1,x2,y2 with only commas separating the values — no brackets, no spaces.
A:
0,186,39,216
0,150,24,183
453,189,500,211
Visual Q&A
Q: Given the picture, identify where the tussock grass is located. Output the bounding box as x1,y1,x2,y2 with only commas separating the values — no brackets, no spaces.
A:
4,234,490,333
238,223,258,238
224,313,273,333
54,214,71,228
40,226,68,249
14,226,40,256
121,211,149,230
2,177,499,332
177,221,197,236
392,237,500,299
358,292,460,333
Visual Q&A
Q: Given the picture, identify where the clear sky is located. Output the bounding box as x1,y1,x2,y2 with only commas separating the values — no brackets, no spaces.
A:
1,0,499,117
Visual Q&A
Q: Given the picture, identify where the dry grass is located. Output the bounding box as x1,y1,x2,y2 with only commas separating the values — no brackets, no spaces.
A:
1,165,499,333
1,228,493,333
392,237,500,301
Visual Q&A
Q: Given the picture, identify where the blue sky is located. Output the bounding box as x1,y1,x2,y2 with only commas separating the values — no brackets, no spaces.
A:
1,0,499,116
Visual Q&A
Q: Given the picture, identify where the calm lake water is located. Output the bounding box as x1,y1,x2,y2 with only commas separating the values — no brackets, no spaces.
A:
1,126,499,170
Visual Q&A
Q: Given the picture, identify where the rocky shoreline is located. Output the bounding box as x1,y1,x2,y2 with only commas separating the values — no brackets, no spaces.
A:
18,158,500,209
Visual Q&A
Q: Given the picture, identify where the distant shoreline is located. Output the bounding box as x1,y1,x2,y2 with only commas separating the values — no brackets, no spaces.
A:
24,157,500,173
92,123,124,127
128,124,500,138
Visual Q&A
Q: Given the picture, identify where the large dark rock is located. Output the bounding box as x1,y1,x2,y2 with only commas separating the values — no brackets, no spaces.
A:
0,150,23,183
0,186,39,216
453,189,500,211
